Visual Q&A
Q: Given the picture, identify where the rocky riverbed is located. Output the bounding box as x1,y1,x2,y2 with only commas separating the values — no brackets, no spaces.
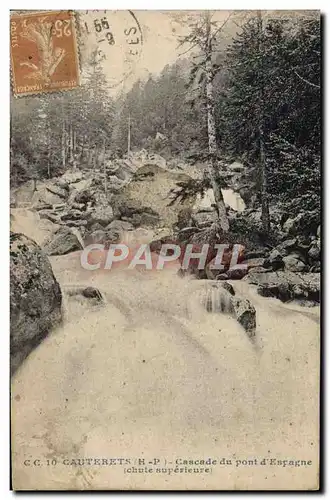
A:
10,153,320,490
11,227,319,490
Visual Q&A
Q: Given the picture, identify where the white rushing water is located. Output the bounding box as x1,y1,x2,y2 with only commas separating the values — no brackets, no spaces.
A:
11,212,319,490
193,188,246,213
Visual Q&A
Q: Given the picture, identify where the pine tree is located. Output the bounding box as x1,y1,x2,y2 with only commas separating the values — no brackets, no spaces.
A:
178,12,234,232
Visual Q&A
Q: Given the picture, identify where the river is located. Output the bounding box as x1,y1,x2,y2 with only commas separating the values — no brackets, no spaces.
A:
10,210,319,490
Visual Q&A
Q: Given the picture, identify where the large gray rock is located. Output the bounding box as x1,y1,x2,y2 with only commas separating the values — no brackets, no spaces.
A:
282,211,319,236
46,185,68,199
308,241,321,261
283,255,307,272
231,297,256,337
192,209,218,229
61,171,84,184
38,210,61,224
33,200,53,212
111,164,196,228
61,209,84,222
245,271,320,304
54,178,70,191
225,267,248,280
43,227,83,256
10,233,62,374
31,186,64,207
85,228,121,248
106,220,135,232
276,238,298,256
241,257,266,270
87,205,114,227
202,281,256,337
121,210,160,228
265,249,283,271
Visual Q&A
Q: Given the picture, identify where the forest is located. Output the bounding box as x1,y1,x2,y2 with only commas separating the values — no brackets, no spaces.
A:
10,13,321,232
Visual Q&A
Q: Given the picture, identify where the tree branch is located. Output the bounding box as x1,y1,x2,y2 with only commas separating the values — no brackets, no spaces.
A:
210,12,234,42
294,70,320,89
178,41,199,57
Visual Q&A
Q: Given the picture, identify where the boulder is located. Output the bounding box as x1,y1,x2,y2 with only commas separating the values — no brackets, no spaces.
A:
82,287,104,301
244,249,268,260
265,249,283,271
308,242,321,261
61,210,84,221
10,233,62,374
43,227,83,256
62,220,88,228
87,205,114,227
248,266,269,274
38,210,61,224
242,257,266,270
54,178,70,191
73,187,95,205
221,281,235,296
123,210,160,228
282,211,319,236
225,267,248,280
106,220,134,232
202,281,256,337
192,209,218,228
231,297,256,337
88,222,105,232
245,271,320,304
33,200,53,211
31,186,64,207
64,286,104,312
283,255,307,272
111,164,196,228
216,273,229,280
275,238,298,256
61,171,84,184
46,185,68,199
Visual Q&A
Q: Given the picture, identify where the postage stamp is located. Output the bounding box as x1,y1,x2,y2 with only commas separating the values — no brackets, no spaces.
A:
10,10,80,96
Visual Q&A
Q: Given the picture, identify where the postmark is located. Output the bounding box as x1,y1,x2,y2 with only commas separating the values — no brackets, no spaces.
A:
10,10,80,96
79,10,143,89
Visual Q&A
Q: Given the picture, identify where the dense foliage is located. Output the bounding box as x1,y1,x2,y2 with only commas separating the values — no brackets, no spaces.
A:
220,17,320,216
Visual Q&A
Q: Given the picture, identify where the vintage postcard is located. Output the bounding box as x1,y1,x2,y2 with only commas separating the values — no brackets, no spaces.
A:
10,10,321,490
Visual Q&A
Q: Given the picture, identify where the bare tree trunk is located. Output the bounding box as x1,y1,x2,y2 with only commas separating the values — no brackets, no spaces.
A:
257,10,270,234
69,124,74,167
102,137,107,196
93,146,98,169
61,120,66,169
47,154,51,178
127,113,131,155
205,12,229,233
80,140,85,161
88,145,94,166
73,129,77,168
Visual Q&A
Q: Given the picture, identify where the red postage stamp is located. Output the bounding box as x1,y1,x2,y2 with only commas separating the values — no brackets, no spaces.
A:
10,10,80,96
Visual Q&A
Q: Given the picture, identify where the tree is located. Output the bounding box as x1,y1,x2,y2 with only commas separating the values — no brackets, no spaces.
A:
221,14,320,221
179,12,232,232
